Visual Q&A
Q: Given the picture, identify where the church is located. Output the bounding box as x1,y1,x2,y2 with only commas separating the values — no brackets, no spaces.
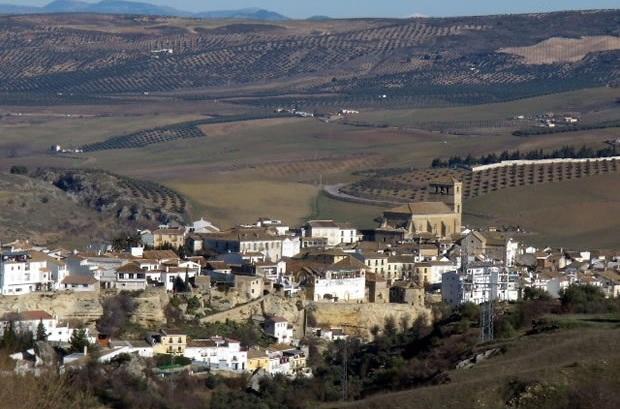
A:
375,178,462,242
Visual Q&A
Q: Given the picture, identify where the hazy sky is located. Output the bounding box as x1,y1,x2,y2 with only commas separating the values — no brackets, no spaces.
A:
8,0,620,18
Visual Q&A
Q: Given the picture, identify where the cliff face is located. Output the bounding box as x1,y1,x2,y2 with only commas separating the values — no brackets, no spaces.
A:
312,302,432,338
0,290,168,328
0,292,103,323
201,293,432,340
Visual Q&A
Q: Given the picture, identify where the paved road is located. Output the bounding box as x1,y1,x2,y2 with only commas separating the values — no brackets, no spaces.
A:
323,184,399,207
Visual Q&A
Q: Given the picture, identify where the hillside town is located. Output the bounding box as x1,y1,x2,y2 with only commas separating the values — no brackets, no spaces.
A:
1,177,619,380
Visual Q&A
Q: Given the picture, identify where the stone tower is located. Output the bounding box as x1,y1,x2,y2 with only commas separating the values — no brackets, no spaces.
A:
452,178,463,232
427,176,462,235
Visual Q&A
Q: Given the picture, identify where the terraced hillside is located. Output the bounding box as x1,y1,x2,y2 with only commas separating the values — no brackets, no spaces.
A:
0,11,617,107
340,158,620,204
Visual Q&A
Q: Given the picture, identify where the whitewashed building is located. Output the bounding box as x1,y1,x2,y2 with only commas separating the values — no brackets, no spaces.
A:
184,337,247,372
305,220,359,247
0,251,53,295
0,310,93,343
298,257,367,302
265,317,294,344
442,263,519,306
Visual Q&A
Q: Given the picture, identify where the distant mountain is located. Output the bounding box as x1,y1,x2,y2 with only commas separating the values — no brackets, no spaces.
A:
0,1,288,20
306,15,332,21
195,7,289,21
43,0,91,13
83,0,191,17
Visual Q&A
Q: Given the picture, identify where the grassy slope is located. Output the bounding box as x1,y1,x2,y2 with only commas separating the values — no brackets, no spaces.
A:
330,325,620,409
0,173,120,246
465,173,620,249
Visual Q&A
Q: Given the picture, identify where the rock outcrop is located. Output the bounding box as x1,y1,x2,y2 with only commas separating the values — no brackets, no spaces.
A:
0,289,169,328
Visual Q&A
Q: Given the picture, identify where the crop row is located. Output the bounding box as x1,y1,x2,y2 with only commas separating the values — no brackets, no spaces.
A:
341,160,620,203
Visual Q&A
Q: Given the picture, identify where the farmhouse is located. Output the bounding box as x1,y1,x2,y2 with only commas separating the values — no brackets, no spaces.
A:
377,178,462,241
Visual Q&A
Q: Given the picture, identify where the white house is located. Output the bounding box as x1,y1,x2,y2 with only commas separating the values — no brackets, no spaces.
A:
264,317,294,344
184,337,247,372
282,237,301,258
299,257,367,302
0,251,54,295
61,275,99,292
202,227,288,262
442,263,519,306
0,310,93,344
191,218,220,234
305,220,359,247
415,260,458,285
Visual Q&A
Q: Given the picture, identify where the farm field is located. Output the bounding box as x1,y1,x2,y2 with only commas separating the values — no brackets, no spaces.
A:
0,112,205,157
352,87,619,129
500,35,620,64
169,178,319,228
464,172,620,249
0,88,617,249
0,9,616,247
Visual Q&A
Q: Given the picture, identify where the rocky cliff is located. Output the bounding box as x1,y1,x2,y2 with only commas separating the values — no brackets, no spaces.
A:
0,289,168,328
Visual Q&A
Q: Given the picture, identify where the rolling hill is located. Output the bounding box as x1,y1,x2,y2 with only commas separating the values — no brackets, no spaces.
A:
0,1,287,20
0,10,616,108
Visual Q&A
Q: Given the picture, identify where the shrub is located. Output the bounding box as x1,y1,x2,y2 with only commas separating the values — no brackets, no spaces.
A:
154,354,191,368
523,287,552,301
560,285,616,314
9,165,28,175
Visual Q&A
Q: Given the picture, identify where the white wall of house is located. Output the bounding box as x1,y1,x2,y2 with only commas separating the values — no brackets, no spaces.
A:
442,265,519,306
265,320,294,344
309,226,338,246
240,240,283,262
0,254,51,295
313,272,366,302
0,317,92,344
184,340,247,372
282,237,301,258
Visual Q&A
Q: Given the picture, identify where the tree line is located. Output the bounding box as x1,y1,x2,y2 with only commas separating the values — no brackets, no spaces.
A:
431,145,617,168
